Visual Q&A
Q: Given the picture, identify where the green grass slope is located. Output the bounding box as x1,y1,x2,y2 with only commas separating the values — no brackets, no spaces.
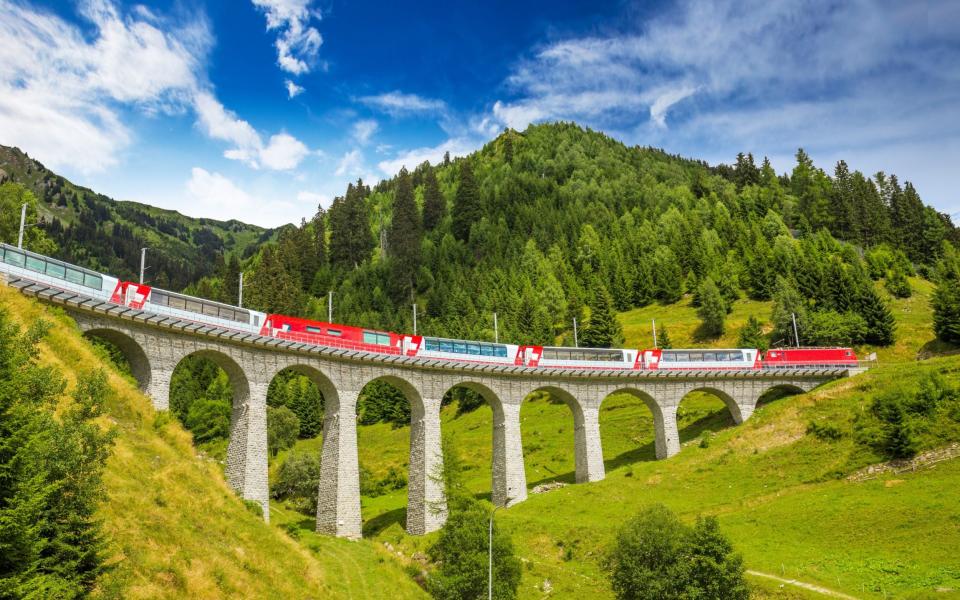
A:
0,283,427,600
272,278,959,599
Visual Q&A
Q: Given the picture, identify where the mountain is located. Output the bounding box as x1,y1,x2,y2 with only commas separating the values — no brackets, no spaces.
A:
0,144,273,291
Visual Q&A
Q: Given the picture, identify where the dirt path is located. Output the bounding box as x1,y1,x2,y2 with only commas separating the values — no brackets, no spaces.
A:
747,570,860,599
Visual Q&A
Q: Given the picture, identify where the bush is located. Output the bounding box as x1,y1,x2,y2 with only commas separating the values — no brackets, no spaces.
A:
868,392,919,459
272,452,322,514
607,504,748,600
806,420,844,441
359,465,407,497
803,310,868,346
184,398,231,443
427,499,521,600
267,405,300,456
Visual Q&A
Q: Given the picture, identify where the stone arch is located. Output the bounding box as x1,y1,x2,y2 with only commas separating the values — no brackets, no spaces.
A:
517,384,603,487
171,349,266,518
438,379,514,505
600,387,673,463
755,382,808,412
355,373,444,536
83,328,151,391
681,386,749,424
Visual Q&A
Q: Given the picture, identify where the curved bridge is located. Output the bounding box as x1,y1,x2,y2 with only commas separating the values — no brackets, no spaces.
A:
5,275,854,539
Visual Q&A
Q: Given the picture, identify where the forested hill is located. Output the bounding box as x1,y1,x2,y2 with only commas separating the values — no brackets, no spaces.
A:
223,122,958,351
0,144,273,290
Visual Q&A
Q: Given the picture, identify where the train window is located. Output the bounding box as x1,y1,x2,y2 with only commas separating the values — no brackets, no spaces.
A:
495,346,508,358
453,342,467,354
220,308,236,321
845,351,851,356
45,262,66,279
662,352,674,362
25,255,45,272
438,340,452,352
203,303,219,317
3,249,24,267
480,345,493,356
675,352,689,361
730,352,743,361
327,328,342,337
467,343,481,355
169,296,187,311
85,273,102,290
425,339,440,351
306,326,321,334
252,315,260,327
363,332,378,345
703,352,716,361
65,268,84,285
183,300,199,313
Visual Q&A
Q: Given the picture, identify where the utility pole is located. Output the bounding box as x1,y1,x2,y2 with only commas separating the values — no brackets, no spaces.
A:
652,318,658,348
489,499,511,600
238,272,244,308
791,312,800,348
573,317,579,347
139,248,149,284
328,291,333,322
493,312,499,343
17,203,27,249
413,303,418,336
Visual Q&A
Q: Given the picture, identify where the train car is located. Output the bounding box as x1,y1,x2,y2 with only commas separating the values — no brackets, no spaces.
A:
264,313,403,354
763,347,858,368
0,242,118,301
409,335,522,365
525,345,640,369
644,348,761,370
112,281,265,333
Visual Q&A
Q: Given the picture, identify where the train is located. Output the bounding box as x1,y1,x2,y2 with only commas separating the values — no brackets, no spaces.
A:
0,242,860,371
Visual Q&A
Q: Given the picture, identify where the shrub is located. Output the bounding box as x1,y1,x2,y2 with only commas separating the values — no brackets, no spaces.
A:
606,504,748,600
806,420,844,441
267,405,300,456
803,310,868,346
272,452,322,514
185,398,231,443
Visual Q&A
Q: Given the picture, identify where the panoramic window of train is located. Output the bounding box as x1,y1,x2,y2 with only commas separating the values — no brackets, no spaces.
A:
454,342,467,354
45,261,66,279
25,255,45,272
467,343,481,355
3,249,24,267
495,346,508,358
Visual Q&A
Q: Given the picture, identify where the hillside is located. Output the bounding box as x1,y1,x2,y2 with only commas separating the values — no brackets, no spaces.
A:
0,283,428,600
268,278,960,599
0,144,272,291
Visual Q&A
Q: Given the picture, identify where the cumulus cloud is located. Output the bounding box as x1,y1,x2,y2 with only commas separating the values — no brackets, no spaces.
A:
285,79,304,98
0,1,311,173
185,167,299,226
377,138,474,176
297,190,330,209
358,91,447,117
351,119,378,145
251,0,322,76
334,149,365,176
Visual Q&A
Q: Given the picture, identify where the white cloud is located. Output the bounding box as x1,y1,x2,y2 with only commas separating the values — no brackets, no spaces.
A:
358,91,447,117
0,0,207,172
335,149,364,176
377,138,475,177
351,119,378,145
285,79,304,98
251,0,322,76
297,190,330,208
0,1,311,174
649,85,698,128
185,167,297,225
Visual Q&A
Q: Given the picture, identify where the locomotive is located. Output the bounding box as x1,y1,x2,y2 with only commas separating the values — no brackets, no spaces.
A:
1,242,859,370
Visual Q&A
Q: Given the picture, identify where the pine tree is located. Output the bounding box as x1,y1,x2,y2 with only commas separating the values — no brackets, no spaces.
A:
502,129,514,164
387,167,423,301
657,326,673,349
246,246,303,314
312,205,327,267
932,243,960,344
422,168,446,231
696,277,726,338
581,281,624,348
771,276,806,346
855,278,896,346
286,376,324,438
736,315,768,351
452,160,481,242
222,254,241,305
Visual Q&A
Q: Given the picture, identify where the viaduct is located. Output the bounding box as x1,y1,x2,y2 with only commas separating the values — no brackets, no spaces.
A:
5,276,853,539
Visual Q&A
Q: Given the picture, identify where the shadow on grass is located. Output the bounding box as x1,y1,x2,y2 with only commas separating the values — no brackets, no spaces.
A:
362,506,407,537
678,409,735,444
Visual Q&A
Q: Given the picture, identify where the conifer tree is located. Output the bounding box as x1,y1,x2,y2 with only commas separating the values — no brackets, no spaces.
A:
657,326,673,349
855,278,896,346
581,281,624,348
312,206,327,267
697,277,727,338
222,254,241,305
932,243,960,344
387,167,423,301
246,246,303,315
771,276,806,346
422,168,446,231
736,315,768,351
452,160,481,242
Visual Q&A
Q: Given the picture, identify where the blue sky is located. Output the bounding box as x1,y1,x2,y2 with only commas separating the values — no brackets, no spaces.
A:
1,0,958,227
